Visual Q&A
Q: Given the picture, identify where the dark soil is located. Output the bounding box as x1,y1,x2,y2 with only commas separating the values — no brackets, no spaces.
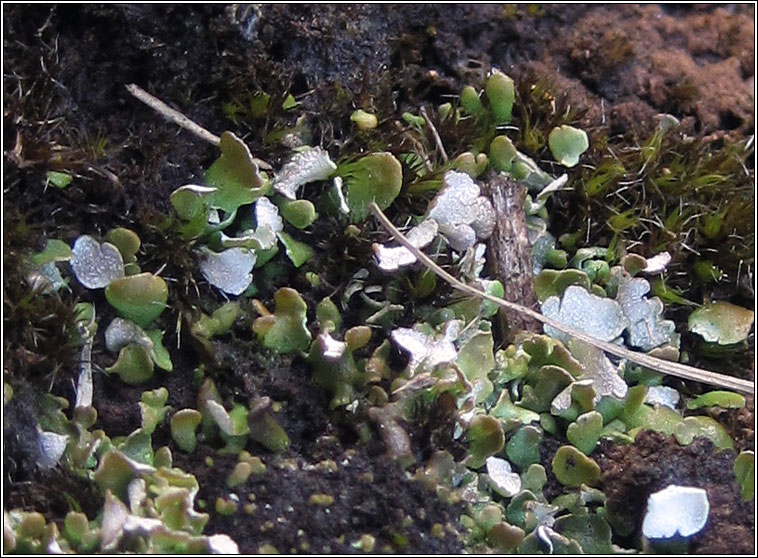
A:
172,446,463,554
3,4,754,554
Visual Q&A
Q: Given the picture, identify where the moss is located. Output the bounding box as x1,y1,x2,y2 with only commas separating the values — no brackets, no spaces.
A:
569,124,753,306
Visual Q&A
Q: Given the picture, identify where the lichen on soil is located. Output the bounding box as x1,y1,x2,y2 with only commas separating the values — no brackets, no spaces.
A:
3,4,754,555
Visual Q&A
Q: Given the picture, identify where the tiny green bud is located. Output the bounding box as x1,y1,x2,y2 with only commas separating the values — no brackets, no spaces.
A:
215,497,238,515
309,493,334,506
485,70,515,124
350,109,378,130
460,86,484,116
437,102,453,121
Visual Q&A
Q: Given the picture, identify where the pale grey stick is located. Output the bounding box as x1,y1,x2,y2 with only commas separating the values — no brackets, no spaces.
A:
419,106,448,163
126,84,221,145
370,202,754,394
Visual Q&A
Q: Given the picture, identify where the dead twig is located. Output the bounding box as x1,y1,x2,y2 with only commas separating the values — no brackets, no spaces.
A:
126,83,220,146
370,201,754,395
419,106,448,163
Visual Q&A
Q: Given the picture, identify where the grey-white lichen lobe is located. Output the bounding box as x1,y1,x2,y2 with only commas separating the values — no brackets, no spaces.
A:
566,339,628,401
273,146,337,200
198,247,256,295
373,171,495,271
616,274,675,351
642,485,709,540
542,285,628,343
645,385,680,409
36,429,69,470
105,317,154,353
427,171,495,252
70,235,125,289
316,332,347,360
255,196,284,234
373,218,438,271
391,321,459,375
485,456,522,497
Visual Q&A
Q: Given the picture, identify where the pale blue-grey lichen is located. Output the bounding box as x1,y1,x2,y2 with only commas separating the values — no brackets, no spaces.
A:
641,485,709,540
197,247,256,296
70,235,125,289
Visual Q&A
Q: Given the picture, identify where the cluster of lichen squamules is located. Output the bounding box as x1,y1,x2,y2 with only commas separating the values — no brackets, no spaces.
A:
5,69,754,553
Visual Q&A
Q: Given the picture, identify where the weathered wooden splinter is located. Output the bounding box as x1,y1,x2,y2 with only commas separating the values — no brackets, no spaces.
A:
484,174,541,339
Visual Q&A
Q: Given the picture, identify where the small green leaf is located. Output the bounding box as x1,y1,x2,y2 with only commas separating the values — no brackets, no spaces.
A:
489,135,517,171
619,384,648,426
309,328,370,409
105,343,154,385
467,415,505,469
554,514,614,554
277,231,314,267
191,301,240,342
139,387,169,435
520,464,547,494
205,131,266,212
316,297,342,332
456,330,495,404
46,170,73,189
170,185,213,220
350,109,378,131
253,287,311,353
548,125,589,168
485,70,515,124
552,445,601,487
687,390,746,410
340,152,403,223
506,490,537,528
734,451,754,501
450,151,488,178
118,428,154,466
282,93,298,110
170,185,215,239
105,273,168,327
505,425,542,470
104,228,141,263
248,407,291,453
401,111,425,128
279,199,317,229
93,450,148,502
490,391,540,425
460,85,484,116
171,409,203,453
145,329,173,371
519,365,574,413
31,239,72,266
566,411,603,455
688,301,754,345
674,416,734,451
